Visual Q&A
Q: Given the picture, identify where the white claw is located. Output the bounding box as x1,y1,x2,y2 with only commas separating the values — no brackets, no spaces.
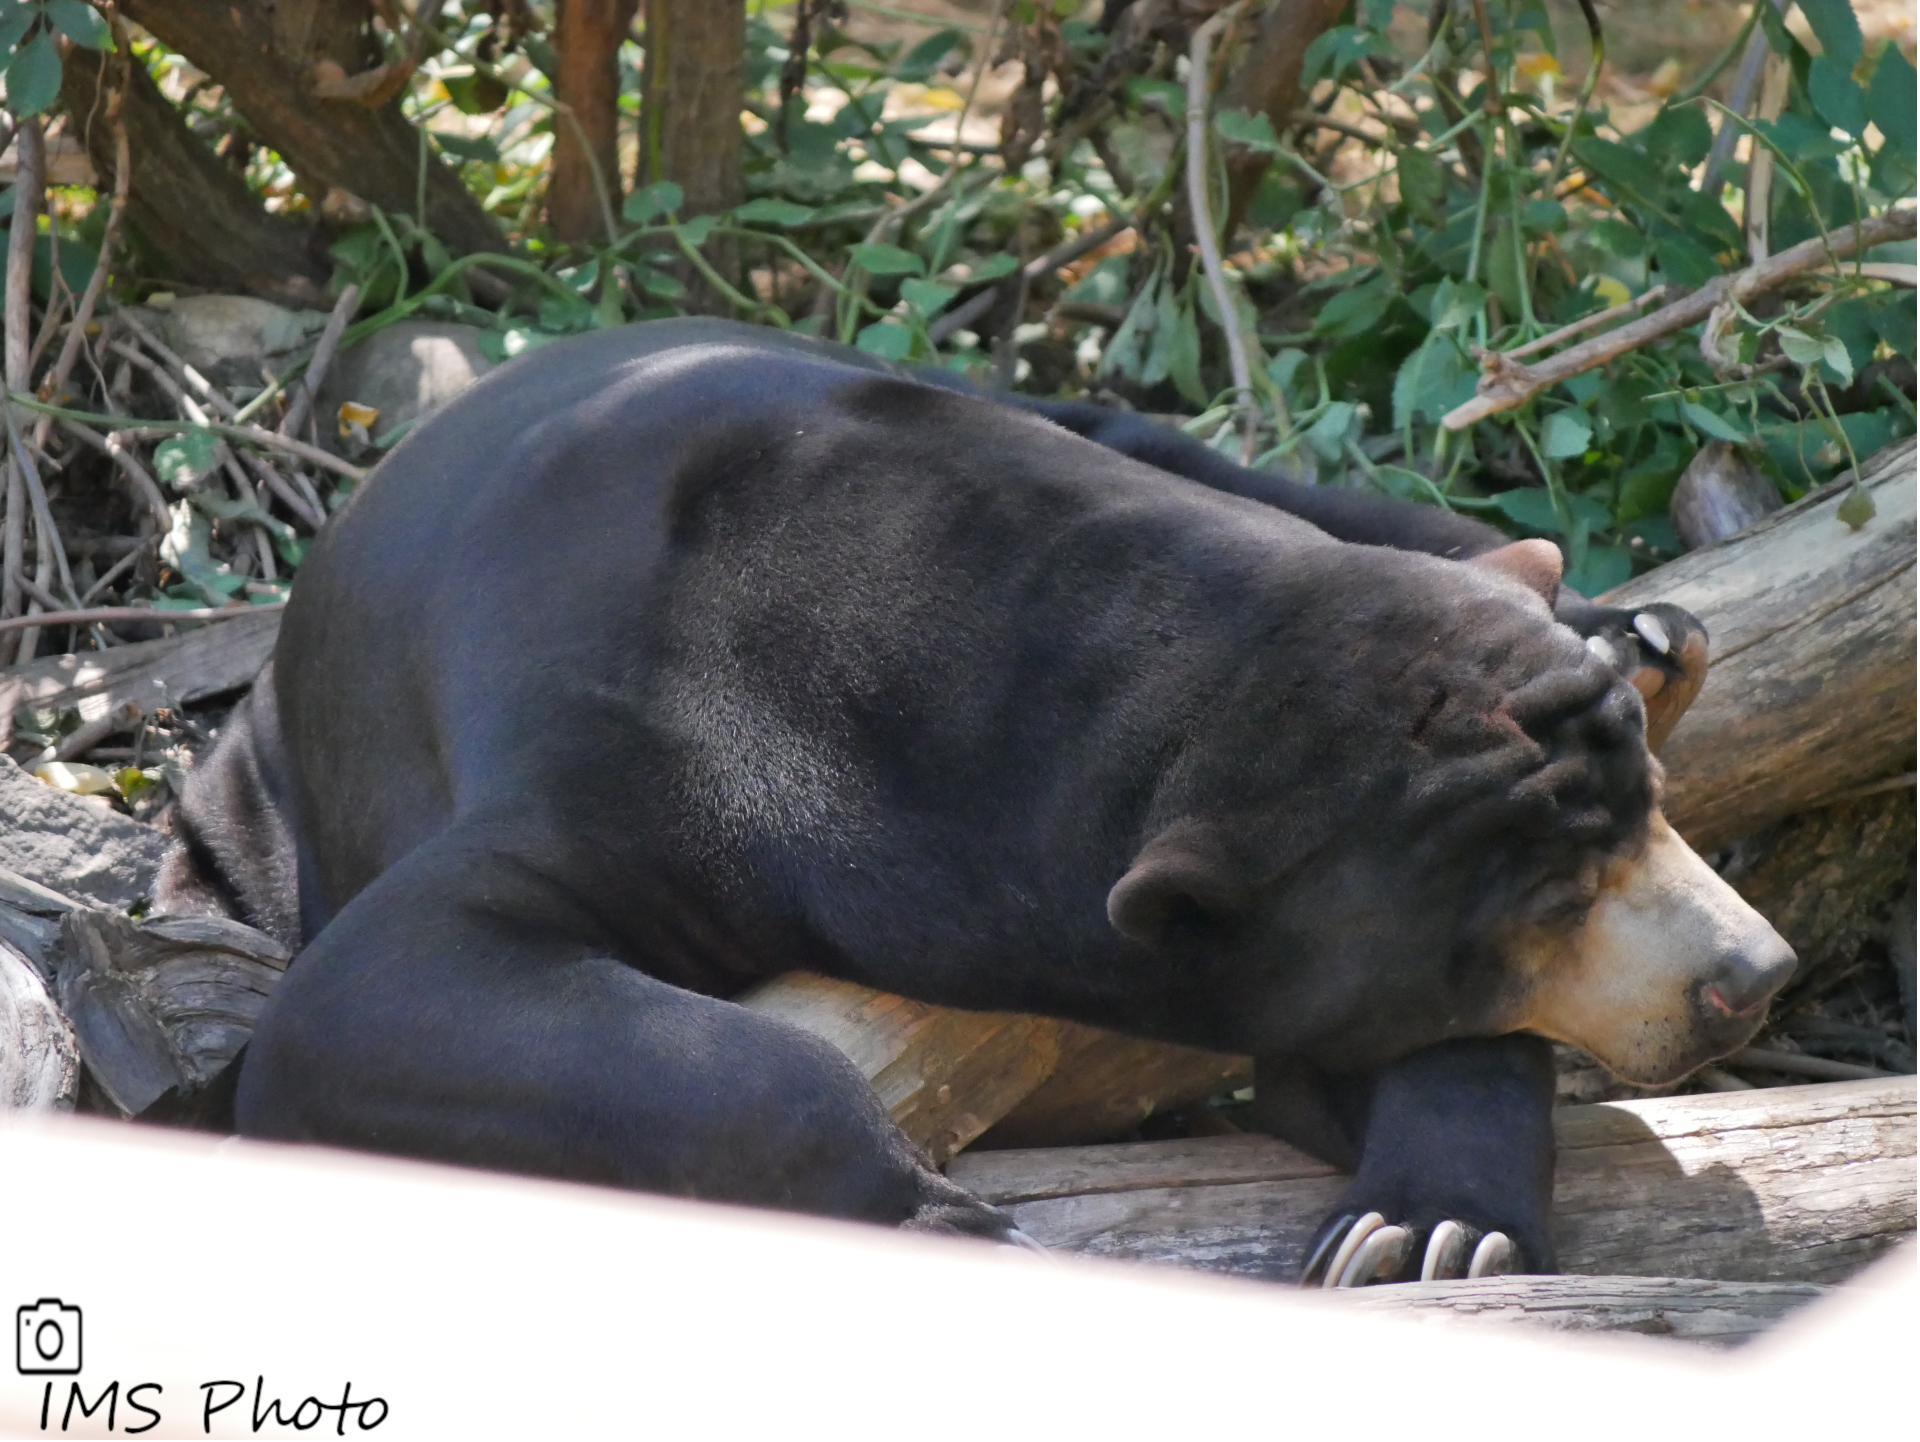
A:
1585,634,1616,666
1467,1231,1515,1278
1634,612,1672,656
1421,1219,1470,1282
1337,1224,1412,1288
1004,1229,1053,1257
1320,1212,1385,1291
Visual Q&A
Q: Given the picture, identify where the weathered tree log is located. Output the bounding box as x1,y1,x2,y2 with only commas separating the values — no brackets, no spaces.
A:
945,1078,1916,1286
738,972,1061,1165
1602,437,1916,853
54,908,290,1118
0,932,77,1108
0,606,282,749
1332,1274,1828,1346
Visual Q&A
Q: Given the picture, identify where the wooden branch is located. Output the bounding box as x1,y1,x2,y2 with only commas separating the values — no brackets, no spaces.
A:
0,604,280,749
948,1079,1916,1285
0,602,284,637
1601,436,1916,852
1442,208,1919,430
1333,1274,1827,1345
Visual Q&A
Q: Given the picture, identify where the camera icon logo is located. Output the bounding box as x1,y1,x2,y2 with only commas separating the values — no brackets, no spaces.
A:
16,1300,81,1375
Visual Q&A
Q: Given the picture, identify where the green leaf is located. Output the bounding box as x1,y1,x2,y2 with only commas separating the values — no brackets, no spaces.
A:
44,0,108,49
855,319,914,360
1872,291,1916,360
1652,235,1720,287
1303,401,1356,461
1680,400,1748,442
895,27,968,83
153,430,220,492
1391,329,1472,428
1836,483,1876,529
623,181,683,225
1396,146,1444,213
848,242,924,276
1564,543,1632,598
1808,53,1869,137
6,29,62,117
1571,138,1664,200
1821,333,1855,386
1167,294,1206,407
1775,325,1826,369
732,198,818,227
0,4,32,55
441,71,508,114
1314,277,1392,339
1799,0,1863,70
1585,216,1646,259
1542,410,1594,460
1643,105,1713,169
1492,487,1565,533
434,131,501,164
1215,108,1284,154
1868,48,1917,159
899,278,957,317
1267,347,1309,394
674,214,717,248
1123,76,1185,115
966,253,1020,282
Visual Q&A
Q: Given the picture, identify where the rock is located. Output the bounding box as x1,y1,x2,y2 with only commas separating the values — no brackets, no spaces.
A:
317,321,495,449
133,295,330,390
0,757,170,910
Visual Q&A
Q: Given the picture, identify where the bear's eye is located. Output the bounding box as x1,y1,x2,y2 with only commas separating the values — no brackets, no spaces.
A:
1526,874,1598,926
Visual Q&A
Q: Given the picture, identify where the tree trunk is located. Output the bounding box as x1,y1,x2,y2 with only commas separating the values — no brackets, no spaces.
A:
638,0,744,216
120,0,503,259
1217,0,1350,235
58,44,331,306
551,0,640,246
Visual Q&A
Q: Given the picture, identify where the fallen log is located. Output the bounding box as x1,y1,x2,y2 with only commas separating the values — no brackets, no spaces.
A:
945,1078,1915,1286
1602,437,1916,852
0,605,281,748
1331,1274,1827,1346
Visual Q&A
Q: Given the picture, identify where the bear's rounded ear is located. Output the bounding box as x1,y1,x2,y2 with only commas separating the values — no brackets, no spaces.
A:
1471,538,1562,605
1107,827,1245,948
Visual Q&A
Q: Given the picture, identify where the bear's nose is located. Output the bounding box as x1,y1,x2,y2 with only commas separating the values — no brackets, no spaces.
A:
1703,931,1797,1017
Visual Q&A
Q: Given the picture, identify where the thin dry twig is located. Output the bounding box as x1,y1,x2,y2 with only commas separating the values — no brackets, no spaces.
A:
1495,285,1666,362
4,118,46,658
279,282,359,442
0,600,285,636
1187,2,1255,463
53,418,169,528
927,209,1138,344
1442,207,1919,430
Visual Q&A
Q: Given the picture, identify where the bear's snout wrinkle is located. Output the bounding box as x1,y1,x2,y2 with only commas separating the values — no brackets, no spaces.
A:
1507,811,1794,1084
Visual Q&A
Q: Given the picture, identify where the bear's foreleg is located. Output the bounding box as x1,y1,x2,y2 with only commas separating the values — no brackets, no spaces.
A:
234,827,1019,1239
1254,1036,1558,1286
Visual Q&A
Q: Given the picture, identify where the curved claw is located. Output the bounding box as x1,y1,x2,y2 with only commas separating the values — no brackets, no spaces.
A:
1632,611,1671,656
1003,1228,1055,1258
1420,1219,1472,1282
1301,1214,1357,1287
1318,1212,1385,1291
1336,1224,1412,1288
1466,1231,1515,1279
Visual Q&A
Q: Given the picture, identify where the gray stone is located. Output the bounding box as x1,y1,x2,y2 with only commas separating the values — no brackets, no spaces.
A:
134,294,331,390
317,321,496,449
0,757,170,910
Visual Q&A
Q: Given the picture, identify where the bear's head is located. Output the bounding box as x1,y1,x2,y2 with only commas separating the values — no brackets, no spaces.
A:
1105,539,1792,1085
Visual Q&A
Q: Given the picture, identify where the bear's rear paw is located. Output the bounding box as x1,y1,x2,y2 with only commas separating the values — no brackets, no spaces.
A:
1302,1212,1520,1287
